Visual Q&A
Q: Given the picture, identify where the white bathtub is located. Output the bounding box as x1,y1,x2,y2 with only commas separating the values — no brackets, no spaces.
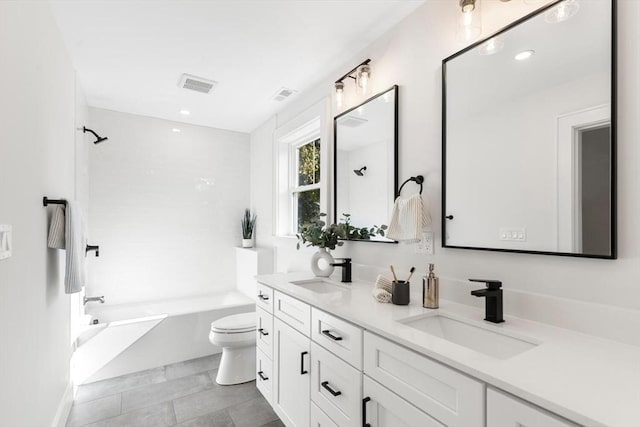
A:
74,291,255,384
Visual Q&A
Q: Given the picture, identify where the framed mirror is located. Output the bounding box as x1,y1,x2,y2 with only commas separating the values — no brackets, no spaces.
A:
443,0,615,258
334,85,398,242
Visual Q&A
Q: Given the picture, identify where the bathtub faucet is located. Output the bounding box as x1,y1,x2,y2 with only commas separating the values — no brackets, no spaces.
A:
83,296,105,305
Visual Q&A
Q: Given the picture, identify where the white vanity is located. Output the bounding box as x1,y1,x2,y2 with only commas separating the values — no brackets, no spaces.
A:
254,272,640,427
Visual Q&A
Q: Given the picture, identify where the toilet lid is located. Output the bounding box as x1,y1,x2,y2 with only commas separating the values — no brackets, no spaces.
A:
211,312,256,333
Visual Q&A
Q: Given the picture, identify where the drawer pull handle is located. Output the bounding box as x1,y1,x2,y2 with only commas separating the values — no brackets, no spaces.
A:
258,328,269,336
321,330,343,341
258,371,269,381
321,381,342,397
362,397,371,427
300,351,308,375
258,292,270,301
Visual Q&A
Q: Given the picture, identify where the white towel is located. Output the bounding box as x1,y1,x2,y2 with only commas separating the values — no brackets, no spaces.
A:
372,288,392,303
372,274,393,303
47,206,66,249
386,194,431,243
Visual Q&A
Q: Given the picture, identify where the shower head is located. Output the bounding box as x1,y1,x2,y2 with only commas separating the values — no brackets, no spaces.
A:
353,166,367,176
83,126,108,144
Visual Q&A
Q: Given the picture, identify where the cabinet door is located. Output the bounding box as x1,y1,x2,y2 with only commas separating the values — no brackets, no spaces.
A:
257,307,273,358
256,348,273,405
363,376,445,427
487,388,578,427
273,317,311,427
310,403,339,427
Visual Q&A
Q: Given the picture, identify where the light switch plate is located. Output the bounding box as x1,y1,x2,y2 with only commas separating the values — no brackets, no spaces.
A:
499,227,526,241
0,225,12,260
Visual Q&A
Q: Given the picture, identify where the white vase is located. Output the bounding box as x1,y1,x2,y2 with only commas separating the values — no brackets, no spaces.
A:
242,238,253,248
311,248,335,277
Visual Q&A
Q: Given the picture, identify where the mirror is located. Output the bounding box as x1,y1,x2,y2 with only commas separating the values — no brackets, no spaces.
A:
443,0,615,258
334,86,398,242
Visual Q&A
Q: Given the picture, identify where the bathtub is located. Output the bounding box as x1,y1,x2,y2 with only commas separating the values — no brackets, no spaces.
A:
73,291,254,384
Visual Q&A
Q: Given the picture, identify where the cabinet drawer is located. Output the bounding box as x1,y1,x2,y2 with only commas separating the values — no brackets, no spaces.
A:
311,308,363,370
256,282,274,313
311,342,362,427
487,388,578,427
256,348,273,405
256,307,273,358
363,375,444,427
364,332,484,427
311,403,339,427
274,291,311,337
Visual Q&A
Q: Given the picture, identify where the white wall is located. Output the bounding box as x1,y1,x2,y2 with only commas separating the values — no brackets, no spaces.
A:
0,2,88,426
88,109,250,305
250,0,640,343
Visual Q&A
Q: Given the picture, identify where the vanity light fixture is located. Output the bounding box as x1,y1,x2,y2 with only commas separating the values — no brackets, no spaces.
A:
179,109,190,116
545,0,580,24
456,0,482,43
514,50,535,61
334,59,372,110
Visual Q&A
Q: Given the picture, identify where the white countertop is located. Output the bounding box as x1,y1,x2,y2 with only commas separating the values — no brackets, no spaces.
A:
256,272,640,427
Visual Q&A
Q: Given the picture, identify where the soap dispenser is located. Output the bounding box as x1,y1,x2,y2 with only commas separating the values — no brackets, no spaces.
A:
423,263,439,309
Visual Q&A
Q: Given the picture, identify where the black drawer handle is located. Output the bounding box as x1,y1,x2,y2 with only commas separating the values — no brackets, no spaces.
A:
321,330,343,341
300,351,308,375
258,292,270,301
258,328,269,336
362,397,371,427
321,381,342,397
258,371,269,381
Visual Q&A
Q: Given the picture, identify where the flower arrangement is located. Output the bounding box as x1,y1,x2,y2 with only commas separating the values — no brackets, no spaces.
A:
296,213,387,250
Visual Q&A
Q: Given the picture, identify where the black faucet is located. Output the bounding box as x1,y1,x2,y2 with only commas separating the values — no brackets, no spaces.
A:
470,279,504,323
330,258,352,283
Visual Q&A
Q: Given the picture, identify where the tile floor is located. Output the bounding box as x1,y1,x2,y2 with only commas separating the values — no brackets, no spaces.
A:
66,354,283,427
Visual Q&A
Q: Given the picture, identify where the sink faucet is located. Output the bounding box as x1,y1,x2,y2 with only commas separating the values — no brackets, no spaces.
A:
469,279,504,323
83,296,105,305
330,258,352,283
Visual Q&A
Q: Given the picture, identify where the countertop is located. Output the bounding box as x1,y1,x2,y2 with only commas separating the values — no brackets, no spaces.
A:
256,272,640,427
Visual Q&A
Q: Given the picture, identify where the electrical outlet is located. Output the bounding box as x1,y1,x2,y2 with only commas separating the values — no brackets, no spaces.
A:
499,227,526,241
415,231,434,255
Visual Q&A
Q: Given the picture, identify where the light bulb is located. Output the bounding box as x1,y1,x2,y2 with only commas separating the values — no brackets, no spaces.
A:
456,0,482,43
335,82,344,110
356,64,372,96
545,0,580,23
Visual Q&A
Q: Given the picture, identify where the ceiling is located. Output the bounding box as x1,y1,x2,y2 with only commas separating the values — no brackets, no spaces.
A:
49,0,425,133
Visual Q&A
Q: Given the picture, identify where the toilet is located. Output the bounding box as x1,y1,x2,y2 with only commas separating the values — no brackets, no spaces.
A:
209,312,256,385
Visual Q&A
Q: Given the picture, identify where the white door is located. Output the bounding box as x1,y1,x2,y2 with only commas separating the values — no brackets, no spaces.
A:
362,376,444,427
273,317,311,427
487,388,577,427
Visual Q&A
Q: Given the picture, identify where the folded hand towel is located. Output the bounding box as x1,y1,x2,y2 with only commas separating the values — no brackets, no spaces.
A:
63,202,86,294
372,288,392,303
386,193,431,243
375,274,393,293
47,206,66,249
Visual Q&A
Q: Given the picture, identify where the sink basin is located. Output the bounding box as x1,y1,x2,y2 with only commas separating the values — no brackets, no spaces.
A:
399,314,538,359
289,279,348,294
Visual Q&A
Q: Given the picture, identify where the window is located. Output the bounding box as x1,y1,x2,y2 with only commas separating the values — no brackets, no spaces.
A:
291,138,321,231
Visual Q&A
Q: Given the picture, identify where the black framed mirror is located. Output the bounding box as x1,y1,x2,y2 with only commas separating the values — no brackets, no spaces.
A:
334,85,398,242
442,0,616,258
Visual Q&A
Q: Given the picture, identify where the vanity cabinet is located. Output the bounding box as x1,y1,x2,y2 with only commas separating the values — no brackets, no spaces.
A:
487,388,578,427
363,332,484,427
273,317,311,427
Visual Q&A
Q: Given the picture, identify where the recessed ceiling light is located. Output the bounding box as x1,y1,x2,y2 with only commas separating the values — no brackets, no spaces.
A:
172,128,181,133
179,109,190,116
514,50,535,61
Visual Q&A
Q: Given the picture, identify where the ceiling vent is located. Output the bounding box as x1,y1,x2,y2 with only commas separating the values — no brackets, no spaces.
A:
339,116,368,128
178,74,218,94
271,87,297,102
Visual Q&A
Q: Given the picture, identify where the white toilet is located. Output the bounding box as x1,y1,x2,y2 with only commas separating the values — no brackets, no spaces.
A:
209,312,256,385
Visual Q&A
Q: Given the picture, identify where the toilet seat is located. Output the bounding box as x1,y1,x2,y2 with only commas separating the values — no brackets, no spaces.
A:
211,312,256,334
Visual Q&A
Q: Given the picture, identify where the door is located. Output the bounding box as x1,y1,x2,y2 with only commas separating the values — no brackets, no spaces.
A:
362,376,444,427
273,317,311,427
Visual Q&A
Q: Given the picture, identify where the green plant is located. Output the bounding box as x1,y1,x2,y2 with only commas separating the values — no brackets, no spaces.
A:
241,209,257,239
296,213,388,250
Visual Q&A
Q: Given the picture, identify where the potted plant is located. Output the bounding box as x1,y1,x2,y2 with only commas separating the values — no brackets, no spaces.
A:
296,213,387,276
241,209,257,248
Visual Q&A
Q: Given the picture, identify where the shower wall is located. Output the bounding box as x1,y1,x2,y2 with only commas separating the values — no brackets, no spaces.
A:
88,108,250,305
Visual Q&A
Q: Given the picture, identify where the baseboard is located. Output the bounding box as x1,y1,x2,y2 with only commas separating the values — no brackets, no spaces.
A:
51,382,74,427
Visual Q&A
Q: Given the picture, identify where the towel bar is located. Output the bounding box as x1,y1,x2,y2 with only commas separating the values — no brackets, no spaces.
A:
43,197,67,207
396,175,424,198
